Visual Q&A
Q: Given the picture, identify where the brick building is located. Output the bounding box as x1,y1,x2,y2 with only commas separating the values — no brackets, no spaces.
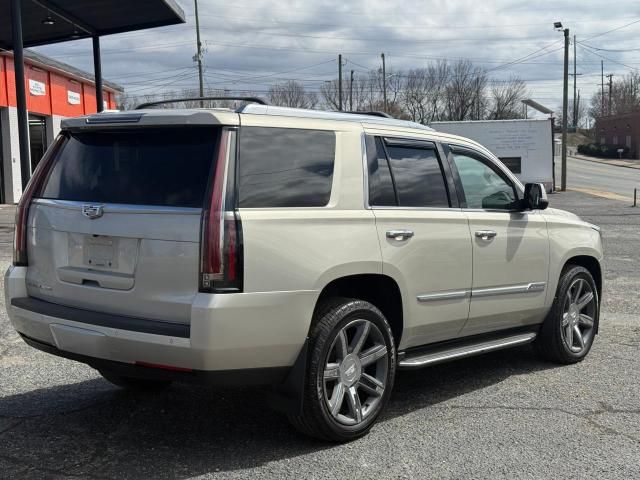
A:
595,112,640,159
0,50,121,203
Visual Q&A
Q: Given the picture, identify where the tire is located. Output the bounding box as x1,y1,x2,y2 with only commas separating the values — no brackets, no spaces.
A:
288,298,397,442
535,265,599,364
99,370,172,391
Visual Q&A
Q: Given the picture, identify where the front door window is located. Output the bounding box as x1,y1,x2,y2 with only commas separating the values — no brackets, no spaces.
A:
451,152,516,210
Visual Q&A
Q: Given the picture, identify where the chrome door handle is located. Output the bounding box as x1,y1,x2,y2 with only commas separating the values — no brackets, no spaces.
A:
386,229,414,241
475,230,497,241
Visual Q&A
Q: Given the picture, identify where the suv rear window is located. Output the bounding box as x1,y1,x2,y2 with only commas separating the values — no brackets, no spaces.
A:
39,128,218,208
238,127,335,207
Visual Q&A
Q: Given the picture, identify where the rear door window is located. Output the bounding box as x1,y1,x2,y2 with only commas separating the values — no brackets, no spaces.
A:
385,143,450,208
39,128,218,208
238,127,335,207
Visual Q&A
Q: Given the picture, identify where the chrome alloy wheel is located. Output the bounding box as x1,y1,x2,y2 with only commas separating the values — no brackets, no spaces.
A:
561,278,596,353
322,319,389,426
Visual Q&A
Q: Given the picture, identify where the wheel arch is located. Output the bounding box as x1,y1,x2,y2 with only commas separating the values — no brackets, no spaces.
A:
564,255,603,300
313,274,404,347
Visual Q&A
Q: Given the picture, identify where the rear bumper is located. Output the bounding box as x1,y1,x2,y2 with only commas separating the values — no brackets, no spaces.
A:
5,266,316,384
19,332,288,386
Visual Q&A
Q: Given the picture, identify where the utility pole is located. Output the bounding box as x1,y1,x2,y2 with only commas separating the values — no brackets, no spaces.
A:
349,70,354,111
601,60,605,116
381,53,387,112
606,73,614,115
576,89,581,128
573,35,576,127
338,54,343,111
194,0,204,107
569,35,583,128
561,27,569,191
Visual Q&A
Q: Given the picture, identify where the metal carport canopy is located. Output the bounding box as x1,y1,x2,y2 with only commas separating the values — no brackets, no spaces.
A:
1,0,185,191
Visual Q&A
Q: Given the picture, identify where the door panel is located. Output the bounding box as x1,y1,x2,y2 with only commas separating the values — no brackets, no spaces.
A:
461,210,549,335
374,209,472,349
446,147,550,336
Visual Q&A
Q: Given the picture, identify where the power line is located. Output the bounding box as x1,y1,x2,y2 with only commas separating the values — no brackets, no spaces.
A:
577,43,639,72
487,40,563,72
581,18,640,42
577,43,640,53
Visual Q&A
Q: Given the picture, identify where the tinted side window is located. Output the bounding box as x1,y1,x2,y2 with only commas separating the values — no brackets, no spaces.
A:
238,127,335,207
367,136,397,206
386,145,449,208
451,152,516,210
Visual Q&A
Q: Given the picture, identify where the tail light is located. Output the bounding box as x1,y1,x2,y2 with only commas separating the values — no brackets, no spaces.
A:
13,136,64,266
199,128,243,293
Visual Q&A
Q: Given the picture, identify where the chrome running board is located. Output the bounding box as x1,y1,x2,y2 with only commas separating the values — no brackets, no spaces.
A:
398,332,537,369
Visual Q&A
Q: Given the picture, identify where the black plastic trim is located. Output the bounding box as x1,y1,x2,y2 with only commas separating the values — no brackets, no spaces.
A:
11,297,190,338
19,333,288,386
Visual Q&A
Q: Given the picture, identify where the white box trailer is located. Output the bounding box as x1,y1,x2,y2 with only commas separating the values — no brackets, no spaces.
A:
431,119,554,192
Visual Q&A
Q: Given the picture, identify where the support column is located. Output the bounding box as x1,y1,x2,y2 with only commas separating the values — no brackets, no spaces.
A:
93,36,104,112
10,0,31,190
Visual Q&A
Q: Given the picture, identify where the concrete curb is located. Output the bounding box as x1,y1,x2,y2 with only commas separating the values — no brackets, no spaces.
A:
568,154,640,170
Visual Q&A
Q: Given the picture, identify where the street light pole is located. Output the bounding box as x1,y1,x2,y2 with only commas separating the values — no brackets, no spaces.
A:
561,27,569,191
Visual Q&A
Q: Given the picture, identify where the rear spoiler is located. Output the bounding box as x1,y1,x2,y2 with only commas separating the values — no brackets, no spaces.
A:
61,110,239,131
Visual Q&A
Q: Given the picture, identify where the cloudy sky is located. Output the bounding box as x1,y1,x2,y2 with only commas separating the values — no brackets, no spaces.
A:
33,0,640,114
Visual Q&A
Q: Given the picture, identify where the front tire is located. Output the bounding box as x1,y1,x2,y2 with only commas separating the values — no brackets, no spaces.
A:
288,298,396,442
535,265,599,364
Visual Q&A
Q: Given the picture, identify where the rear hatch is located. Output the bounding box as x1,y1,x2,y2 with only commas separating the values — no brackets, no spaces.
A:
25,125,222,324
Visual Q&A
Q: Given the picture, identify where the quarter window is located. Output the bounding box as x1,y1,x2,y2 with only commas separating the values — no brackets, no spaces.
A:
452,151,517,210
385,144,449,208
238,127,335,208
367,137,397,206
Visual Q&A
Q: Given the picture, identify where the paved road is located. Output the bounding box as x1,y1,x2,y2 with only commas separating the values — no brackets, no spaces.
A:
0,191,639,479
556,156,640,200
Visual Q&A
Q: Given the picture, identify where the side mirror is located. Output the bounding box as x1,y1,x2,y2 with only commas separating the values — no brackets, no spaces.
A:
523,183,549,210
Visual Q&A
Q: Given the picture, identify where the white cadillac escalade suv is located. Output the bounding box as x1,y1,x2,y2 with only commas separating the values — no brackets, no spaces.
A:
4,100,603,442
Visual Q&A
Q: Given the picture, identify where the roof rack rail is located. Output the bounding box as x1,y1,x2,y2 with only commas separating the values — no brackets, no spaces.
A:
135,96,268,110
342,111,394,119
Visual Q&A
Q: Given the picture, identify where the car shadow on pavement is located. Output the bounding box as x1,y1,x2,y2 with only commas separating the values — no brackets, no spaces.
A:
0,345,560,478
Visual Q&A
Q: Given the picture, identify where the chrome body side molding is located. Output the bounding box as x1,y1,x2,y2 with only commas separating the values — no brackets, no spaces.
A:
398,332,537,369
416,282,546,303
471,282,546,298
417,290,470,302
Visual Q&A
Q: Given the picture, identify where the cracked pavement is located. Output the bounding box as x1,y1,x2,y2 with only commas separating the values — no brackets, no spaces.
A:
0,191,638,479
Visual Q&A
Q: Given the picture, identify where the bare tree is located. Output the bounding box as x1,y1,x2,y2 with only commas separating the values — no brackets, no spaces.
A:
589,72,640,123
268,80,318,108
402,68,431,123
320,79,343,110
444,60,487,121
487,76,527,120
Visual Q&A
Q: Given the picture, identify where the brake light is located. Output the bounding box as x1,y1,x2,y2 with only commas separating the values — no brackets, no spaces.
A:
13,136,64,266
200,129,243,292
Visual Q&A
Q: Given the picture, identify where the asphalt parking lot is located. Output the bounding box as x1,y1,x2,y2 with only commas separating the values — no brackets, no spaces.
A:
0,191,638,479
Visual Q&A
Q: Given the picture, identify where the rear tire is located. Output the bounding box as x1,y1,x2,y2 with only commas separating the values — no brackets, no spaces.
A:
99,370,172,391
535,265,599,364
288,298,396,442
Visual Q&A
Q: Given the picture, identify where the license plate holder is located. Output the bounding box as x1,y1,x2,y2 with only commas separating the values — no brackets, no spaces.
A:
83,235,118,269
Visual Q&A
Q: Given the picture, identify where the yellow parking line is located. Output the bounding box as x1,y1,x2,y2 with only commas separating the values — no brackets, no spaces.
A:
567,187,632,202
